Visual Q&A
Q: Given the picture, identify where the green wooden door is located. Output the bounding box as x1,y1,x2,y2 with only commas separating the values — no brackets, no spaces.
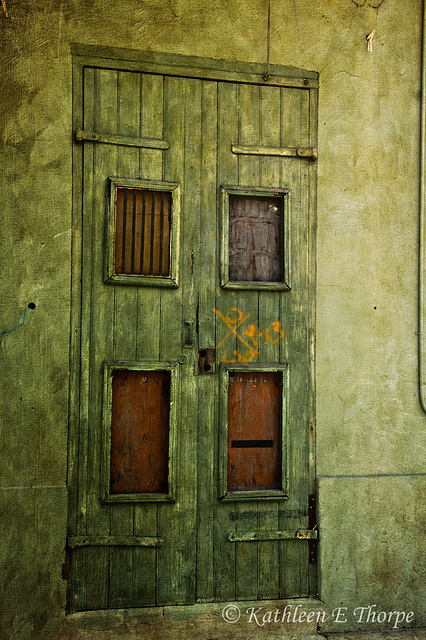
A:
68,51,318,611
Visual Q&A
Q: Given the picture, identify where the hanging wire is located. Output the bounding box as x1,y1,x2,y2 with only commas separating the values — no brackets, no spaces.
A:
0,303,36,338
264,0,272,81
1,0,9,18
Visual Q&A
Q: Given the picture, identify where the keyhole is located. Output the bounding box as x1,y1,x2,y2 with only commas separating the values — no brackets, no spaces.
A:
198,348,215,374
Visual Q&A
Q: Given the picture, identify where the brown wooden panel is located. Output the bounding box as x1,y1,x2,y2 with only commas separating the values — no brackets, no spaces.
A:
229,195,282,281
114,188,171,277
110,370,170,494
227,372,281,490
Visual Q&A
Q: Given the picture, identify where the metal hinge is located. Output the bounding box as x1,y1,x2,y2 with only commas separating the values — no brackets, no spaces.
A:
231,143,318,160
228,529,318,542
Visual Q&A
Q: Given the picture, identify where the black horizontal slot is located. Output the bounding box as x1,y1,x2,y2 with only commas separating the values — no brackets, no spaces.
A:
231,440,274,448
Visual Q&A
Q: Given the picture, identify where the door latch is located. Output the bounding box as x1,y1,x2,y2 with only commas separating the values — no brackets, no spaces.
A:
184,320,194,348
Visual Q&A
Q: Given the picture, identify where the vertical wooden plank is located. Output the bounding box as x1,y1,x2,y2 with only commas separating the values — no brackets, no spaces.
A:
279,86,302,599
156,75,197,605
296,87,313,598
214,81,239,603
234,82,260,601
307,86,318,597
133,72,164,607
236,81,262,364
106,69,141,609
296,87,312,599
238,83,261,187
196,79,218,602
71,65,96,612
257,84,282,600
177,75,201,604
68,57,85,612
88,67,119,610
80,67,119,610
136,73,164,359
278,86,310,598
74,66,113,612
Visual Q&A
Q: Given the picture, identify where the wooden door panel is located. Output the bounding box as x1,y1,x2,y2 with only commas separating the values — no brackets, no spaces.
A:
207,81,314,602
227,371,282,491
110,369,170,495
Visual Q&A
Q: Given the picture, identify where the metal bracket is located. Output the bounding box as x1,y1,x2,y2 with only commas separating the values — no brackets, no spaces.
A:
198,348,216,374
231,143,318,160
228,529,318,542
309,494,318,563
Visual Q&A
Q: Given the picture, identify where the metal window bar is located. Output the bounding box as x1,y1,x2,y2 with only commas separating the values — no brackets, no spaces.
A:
121,187,128,274
114,187,171,277
159,191,164,275
149,191,156,275
140,190,146,274
131,188,137,274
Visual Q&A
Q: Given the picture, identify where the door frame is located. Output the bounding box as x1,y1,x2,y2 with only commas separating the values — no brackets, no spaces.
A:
68,44,319,609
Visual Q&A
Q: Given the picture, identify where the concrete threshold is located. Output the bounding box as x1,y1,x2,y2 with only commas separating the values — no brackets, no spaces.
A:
56,600,425,640
58,599,324,639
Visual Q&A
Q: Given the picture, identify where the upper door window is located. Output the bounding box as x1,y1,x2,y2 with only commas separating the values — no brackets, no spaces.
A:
105,178,180,287
220,186,290,290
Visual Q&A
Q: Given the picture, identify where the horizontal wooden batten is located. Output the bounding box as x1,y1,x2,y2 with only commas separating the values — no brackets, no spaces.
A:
228,530,318,542
75,129,169,149
232,144,318,159
67,536,164,548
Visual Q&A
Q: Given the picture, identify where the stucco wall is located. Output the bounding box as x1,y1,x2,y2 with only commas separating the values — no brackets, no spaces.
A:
0,1,424,638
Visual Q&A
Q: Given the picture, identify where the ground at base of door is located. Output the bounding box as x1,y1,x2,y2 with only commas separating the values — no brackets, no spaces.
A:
55,602,425,640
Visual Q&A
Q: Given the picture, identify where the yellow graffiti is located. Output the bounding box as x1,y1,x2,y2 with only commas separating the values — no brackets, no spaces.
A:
243,324,258,347
212,308,259,356
221,349,257,364
212,307,285,363
266,321,285,344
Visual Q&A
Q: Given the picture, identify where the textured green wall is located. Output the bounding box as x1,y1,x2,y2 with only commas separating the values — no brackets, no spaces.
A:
0,0,424,638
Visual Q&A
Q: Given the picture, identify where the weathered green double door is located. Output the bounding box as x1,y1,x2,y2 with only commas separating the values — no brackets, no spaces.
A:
68,50,318,611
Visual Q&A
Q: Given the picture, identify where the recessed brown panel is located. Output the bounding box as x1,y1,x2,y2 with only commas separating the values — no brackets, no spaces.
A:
114,188,171,277
110,370,170,494
229,195,282,282
227,372,281,491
